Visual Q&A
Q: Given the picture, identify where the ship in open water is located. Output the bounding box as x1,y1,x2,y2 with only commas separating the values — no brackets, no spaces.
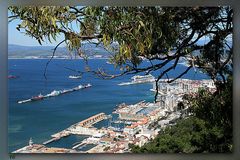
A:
17,84,92,104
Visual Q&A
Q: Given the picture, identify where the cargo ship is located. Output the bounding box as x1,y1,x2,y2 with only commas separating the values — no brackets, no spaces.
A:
17,84,92,104
31,93,44,101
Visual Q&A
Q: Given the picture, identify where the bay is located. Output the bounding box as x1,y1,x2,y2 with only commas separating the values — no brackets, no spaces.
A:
8,59,209,152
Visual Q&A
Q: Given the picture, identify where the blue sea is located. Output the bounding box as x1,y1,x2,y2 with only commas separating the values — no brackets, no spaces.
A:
8,59,209,152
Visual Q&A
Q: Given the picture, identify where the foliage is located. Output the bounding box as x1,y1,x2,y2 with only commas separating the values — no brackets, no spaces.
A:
8,6,233,153
130,77,232,153
8,6,233,85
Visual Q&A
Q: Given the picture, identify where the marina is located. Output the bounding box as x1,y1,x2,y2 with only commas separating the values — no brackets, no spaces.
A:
12,77,216,153
17,83,92,104
7,5,232,154
42,113,108,146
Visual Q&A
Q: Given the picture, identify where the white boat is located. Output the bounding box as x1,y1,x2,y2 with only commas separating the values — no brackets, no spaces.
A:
118,74,155,86
69,75,82,79
106,61,113,64
73,85,83,91
46,90,61,97
85,83,92,88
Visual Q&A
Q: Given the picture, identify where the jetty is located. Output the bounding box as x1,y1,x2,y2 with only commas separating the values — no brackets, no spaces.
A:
72,142,86,149
43,113,107,145
43,137,60,145
77,113,107,127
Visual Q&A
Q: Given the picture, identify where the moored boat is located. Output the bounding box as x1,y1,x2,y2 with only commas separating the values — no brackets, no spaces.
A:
85,83,92,88
69,75,82,79
8,75,18,79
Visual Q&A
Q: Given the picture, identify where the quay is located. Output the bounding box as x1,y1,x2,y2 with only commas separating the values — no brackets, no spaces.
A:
76,112,107,127
72,142,86,149
43,113,108,146
13,78,217,153
43,137,59,145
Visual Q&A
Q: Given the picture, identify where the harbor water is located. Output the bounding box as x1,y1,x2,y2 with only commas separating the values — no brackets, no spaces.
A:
8,59,209,152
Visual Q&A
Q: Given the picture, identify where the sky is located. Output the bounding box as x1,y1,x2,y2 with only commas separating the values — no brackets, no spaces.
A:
8,12,232,47
8,18,64,47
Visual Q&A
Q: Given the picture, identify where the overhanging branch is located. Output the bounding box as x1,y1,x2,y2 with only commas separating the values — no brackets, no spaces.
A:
44,39,66,80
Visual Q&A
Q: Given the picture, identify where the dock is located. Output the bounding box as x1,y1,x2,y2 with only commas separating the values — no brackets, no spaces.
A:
76,112,107,127
43,137,60,145
72,142,86,149
43,113,108,146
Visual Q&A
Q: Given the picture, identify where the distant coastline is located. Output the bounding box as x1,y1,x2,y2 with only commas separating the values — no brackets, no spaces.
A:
8,43,111,59
8,57,109,60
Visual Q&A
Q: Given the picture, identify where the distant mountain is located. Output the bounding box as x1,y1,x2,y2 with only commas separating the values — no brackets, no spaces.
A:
9,39,231,59
8,43,112,59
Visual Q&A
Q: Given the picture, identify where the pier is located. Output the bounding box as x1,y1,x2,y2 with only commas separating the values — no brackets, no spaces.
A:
43,137,60,145
72,142,86,149
77,113,107,127
43,113,107,146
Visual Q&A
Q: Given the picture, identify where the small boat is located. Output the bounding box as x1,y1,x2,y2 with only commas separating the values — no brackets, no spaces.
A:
106,61,113,64
31,93,44,101
8,75,18,79
85,83,92,88
69,75,82,79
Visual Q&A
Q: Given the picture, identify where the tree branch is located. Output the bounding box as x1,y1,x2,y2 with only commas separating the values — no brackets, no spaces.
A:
166,65,192,83
44,39,66,80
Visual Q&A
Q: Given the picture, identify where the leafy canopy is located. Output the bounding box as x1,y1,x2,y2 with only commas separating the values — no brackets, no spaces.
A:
8,6,233,153
9,6,233,102
8,6,233,82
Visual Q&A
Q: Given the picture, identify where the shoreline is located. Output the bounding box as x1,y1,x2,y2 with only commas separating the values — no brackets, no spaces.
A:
8,57,110,60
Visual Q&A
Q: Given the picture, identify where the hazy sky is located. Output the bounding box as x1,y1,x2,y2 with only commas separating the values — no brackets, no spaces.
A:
8,13,232,47
8,19,64,46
